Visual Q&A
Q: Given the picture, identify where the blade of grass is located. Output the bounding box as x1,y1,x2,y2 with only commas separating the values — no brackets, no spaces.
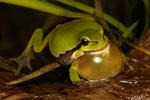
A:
56,0,135,39
0,57,25,76
126,41,150,57
119,20,139,46
0,57,17,73
6,62,61,85
94,0,118,45
0,0,137,39
0,0,94,20
57,0,94,14
103,13,136,39
123,20,139,38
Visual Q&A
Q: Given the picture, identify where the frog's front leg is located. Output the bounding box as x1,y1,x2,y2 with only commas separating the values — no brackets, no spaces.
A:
13,28,51,76
69,61,81,82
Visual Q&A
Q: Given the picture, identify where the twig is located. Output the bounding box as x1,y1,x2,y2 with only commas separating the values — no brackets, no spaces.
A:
94,0,118,45
126,41,150,56
6,62,61,85
0,57,25,76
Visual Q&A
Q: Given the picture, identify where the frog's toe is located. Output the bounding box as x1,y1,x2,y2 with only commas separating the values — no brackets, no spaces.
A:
72,79,92,87
9,55,32,76
9,57,19,62
17,55,33,76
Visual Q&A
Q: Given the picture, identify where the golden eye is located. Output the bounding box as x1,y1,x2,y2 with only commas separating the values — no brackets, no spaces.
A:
75,42,124,81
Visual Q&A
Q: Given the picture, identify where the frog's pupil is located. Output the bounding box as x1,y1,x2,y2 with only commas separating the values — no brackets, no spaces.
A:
81,38,90,46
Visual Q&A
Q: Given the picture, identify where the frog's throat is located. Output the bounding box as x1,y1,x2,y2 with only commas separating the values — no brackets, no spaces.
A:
73,41,109,59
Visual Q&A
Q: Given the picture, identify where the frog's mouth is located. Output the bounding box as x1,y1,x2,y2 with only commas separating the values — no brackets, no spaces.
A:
57,40,108,66
56,39,92,66
84,41,109,53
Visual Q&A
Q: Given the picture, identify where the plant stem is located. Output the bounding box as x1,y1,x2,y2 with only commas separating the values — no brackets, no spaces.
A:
94,0,103,18
57,0,94,14
94,0,118,45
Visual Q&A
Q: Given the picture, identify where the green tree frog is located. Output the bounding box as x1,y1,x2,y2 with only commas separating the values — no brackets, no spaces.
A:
14,19,124,82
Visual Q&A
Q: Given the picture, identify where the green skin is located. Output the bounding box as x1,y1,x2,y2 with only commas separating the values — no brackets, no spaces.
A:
17,19,108,81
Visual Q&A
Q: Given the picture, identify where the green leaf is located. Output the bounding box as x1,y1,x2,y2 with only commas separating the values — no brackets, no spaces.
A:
102,14,126,33
0,0,93,19
57,0,94,14
57,0,135,39
123,20,139,39
0,0,137,37
143,0,149,10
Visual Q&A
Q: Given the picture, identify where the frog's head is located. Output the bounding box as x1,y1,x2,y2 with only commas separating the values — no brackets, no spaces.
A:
57,27,109,65
72,28,109,59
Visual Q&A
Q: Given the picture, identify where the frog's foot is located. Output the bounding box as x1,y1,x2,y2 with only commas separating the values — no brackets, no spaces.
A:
72,79,85,85
72,79,98,87
9,55,32,76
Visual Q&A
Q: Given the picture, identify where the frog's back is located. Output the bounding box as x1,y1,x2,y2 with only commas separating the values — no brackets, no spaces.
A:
49,19,101,57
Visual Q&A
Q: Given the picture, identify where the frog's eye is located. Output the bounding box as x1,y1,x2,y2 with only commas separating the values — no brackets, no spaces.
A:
81,38,90,46
75,42,124,81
